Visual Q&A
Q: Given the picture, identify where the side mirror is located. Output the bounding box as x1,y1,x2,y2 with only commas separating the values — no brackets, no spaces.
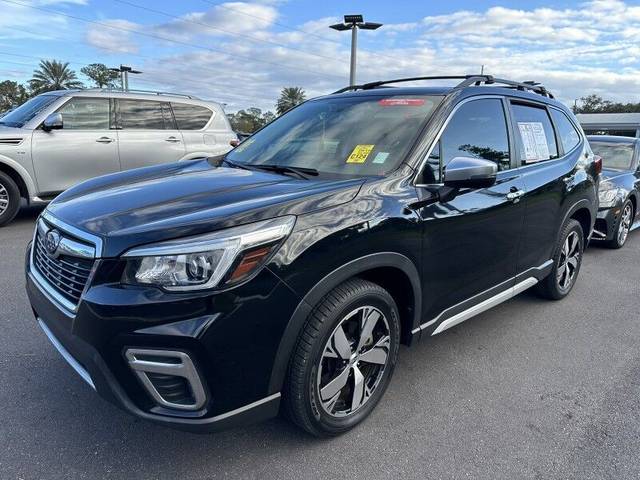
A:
42,113,63,132
443,157,498,189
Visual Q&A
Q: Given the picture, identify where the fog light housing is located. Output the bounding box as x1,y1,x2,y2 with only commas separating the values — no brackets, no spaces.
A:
125,349,207,411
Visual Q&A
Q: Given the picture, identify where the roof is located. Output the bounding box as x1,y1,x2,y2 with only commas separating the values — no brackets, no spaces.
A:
41,89,222,108
577,113,640,126
586,135,639,144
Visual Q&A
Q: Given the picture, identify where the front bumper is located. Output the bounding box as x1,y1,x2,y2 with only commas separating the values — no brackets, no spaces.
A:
592,205,623,241
26,249,300,432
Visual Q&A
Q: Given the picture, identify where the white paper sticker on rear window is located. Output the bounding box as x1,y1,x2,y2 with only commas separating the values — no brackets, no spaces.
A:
518,122,550,162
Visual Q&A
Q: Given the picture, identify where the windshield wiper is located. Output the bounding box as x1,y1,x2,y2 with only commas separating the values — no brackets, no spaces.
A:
251,164,319,180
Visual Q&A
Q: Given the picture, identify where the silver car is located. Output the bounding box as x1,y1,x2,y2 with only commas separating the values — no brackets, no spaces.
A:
0,89,237,226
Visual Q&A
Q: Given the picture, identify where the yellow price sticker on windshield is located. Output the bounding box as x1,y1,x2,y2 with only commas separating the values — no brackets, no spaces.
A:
346,144,374,164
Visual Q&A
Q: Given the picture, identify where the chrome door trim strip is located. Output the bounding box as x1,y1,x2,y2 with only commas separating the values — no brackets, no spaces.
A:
431,277,538,336
38,318,96,390
412,260,552,335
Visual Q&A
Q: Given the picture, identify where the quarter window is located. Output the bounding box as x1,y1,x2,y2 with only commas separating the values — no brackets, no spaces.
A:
511,103,558,164
550,109,581,154
56,98,110,130
118,100,168,130
171,103,213,130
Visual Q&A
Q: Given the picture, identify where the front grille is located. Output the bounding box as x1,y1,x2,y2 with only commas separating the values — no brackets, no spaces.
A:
33,230,94,307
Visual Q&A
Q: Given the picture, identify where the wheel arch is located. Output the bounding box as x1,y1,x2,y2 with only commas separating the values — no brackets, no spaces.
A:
0,156,35,201
564,199,593,239
268,252,421,394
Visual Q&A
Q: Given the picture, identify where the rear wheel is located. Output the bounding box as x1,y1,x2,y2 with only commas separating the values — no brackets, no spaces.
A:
536,218,584,300
284,278,400,437
605,200,633,249
0,171,20,227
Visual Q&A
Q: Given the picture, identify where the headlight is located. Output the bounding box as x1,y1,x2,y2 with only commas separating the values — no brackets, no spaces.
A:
122,216,296,291
598,184,624,208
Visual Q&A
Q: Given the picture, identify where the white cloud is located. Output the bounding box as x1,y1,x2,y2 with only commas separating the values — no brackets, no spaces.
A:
8,0,639,111
85,19,140,54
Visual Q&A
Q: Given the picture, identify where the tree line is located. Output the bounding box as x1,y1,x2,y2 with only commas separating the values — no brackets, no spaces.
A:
0,59,307,133
573,94,640,114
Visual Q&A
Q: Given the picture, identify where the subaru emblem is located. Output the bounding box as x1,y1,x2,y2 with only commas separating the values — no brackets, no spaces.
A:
45,230,61,256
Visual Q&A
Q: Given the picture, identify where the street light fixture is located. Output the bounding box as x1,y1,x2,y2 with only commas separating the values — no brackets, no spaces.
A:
330,14,383,86
109,65,142,91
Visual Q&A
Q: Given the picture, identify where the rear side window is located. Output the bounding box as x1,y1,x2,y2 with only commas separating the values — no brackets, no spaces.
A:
57,97,110,130
118,100,167,130
430,98,510,182
550,109,581,154
511,103,558,164
171,103,213,130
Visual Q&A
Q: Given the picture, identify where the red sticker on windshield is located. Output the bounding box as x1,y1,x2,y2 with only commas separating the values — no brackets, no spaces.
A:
378,98,425,106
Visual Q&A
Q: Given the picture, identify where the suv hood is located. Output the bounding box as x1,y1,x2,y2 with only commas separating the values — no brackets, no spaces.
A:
47,159,364,257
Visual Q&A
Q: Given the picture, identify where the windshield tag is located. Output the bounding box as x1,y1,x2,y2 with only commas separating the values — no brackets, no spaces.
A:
373,152,390,164
378,98,425,107
346,145,375,164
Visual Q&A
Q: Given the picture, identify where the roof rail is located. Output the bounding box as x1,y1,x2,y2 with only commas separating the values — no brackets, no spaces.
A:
333,74,554,99
84,88,199,100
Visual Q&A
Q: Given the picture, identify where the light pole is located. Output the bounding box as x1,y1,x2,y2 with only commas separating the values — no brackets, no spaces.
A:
109,65,142,91
330,15,383,86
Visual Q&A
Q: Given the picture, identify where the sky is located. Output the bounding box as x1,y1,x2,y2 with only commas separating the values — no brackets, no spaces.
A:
0,0,639,112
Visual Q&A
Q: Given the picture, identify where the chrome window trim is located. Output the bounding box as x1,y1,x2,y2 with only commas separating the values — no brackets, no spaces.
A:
38,318,96,390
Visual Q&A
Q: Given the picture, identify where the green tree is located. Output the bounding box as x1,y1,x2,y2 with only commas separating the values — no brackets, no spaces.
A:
29,59,83,94
0,81,29,112
80,63,120,88
276,87,306,115
227,107,276,133
574,94,640,114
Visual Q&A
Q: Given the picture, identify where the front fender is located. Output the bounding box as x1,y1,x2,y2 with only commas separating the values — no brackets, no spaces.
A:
0,154,37,199
267,252,421,394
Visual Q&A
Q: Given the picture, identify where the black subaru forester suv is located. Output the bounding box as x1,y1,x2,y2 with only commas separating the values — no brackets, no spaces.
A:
26,75,600,437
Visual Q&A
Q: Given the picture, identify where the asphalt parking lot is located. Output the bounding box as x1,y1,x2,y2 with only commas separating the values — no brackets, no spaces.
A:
1,206,639,480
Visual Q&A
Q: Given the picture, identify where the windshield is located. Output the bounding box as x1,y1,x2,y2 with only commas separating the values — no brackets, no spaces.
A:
590,141,636,170
226,95,442,177
0,94,58,128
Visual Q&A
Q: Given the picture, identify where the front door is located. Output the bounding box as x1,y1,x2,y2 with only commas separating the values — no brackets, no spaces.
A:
417,97,527,326
115,99,186,171
31,97,120,194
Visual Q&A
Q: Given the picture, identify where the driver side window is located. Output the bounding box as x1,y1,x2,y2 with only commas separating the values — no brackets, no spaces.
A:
421,98,511,183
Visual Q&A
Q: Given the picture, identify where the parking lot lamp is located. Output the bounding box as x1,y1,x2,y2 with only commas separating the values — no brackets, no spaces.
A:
330,15,383,86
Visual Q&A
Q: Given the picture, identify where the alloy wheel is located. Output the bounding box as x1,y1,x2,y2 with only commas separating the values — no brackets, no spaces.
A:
557,230,580,291
0,182,8,217
316,306,391,418
617,203,633,246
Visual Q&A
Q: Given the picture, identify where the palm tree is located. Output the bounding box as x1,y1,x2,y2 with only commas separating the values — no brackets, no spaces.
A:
29,60,83,94
276,87,306,115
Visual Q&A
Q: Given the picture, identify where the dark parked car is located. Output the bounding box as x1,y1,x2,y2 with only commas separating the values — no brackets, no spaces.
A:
25,75,600,437
587,135,639,248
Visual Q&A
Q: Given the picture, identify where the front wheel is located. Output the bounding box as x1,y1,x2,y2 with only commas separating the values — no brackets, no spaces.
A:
536,218,584,300
0,171,21,227
284,278,400,437
605,200,633,249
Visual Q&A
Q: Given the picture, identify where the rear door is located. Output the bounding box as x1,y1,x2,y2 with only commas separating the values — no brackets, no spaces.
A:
31,96,120,194
417,97,527,324
509,101,583,273
115,99,185,170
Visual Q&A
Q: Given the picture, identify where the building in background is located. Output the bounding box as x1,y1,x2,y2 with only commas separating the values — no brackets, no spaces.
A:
577,113,640,138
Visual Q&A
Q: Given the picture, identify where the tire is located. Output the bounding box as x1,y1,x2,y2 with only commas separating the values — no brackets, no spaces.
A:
605,200,633,249
284,278,400,437
536,218,584,300
0,171,21,227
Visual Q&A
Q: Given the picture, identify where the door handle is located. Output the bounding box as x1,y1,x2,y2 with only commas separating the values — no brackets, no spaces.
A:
506,189,525,202
165,136,181,143
96,136,115,144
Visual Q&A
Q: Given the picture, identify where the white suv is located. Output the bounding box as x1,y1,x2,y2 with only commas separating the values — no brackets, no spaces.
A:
0,89,237,226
